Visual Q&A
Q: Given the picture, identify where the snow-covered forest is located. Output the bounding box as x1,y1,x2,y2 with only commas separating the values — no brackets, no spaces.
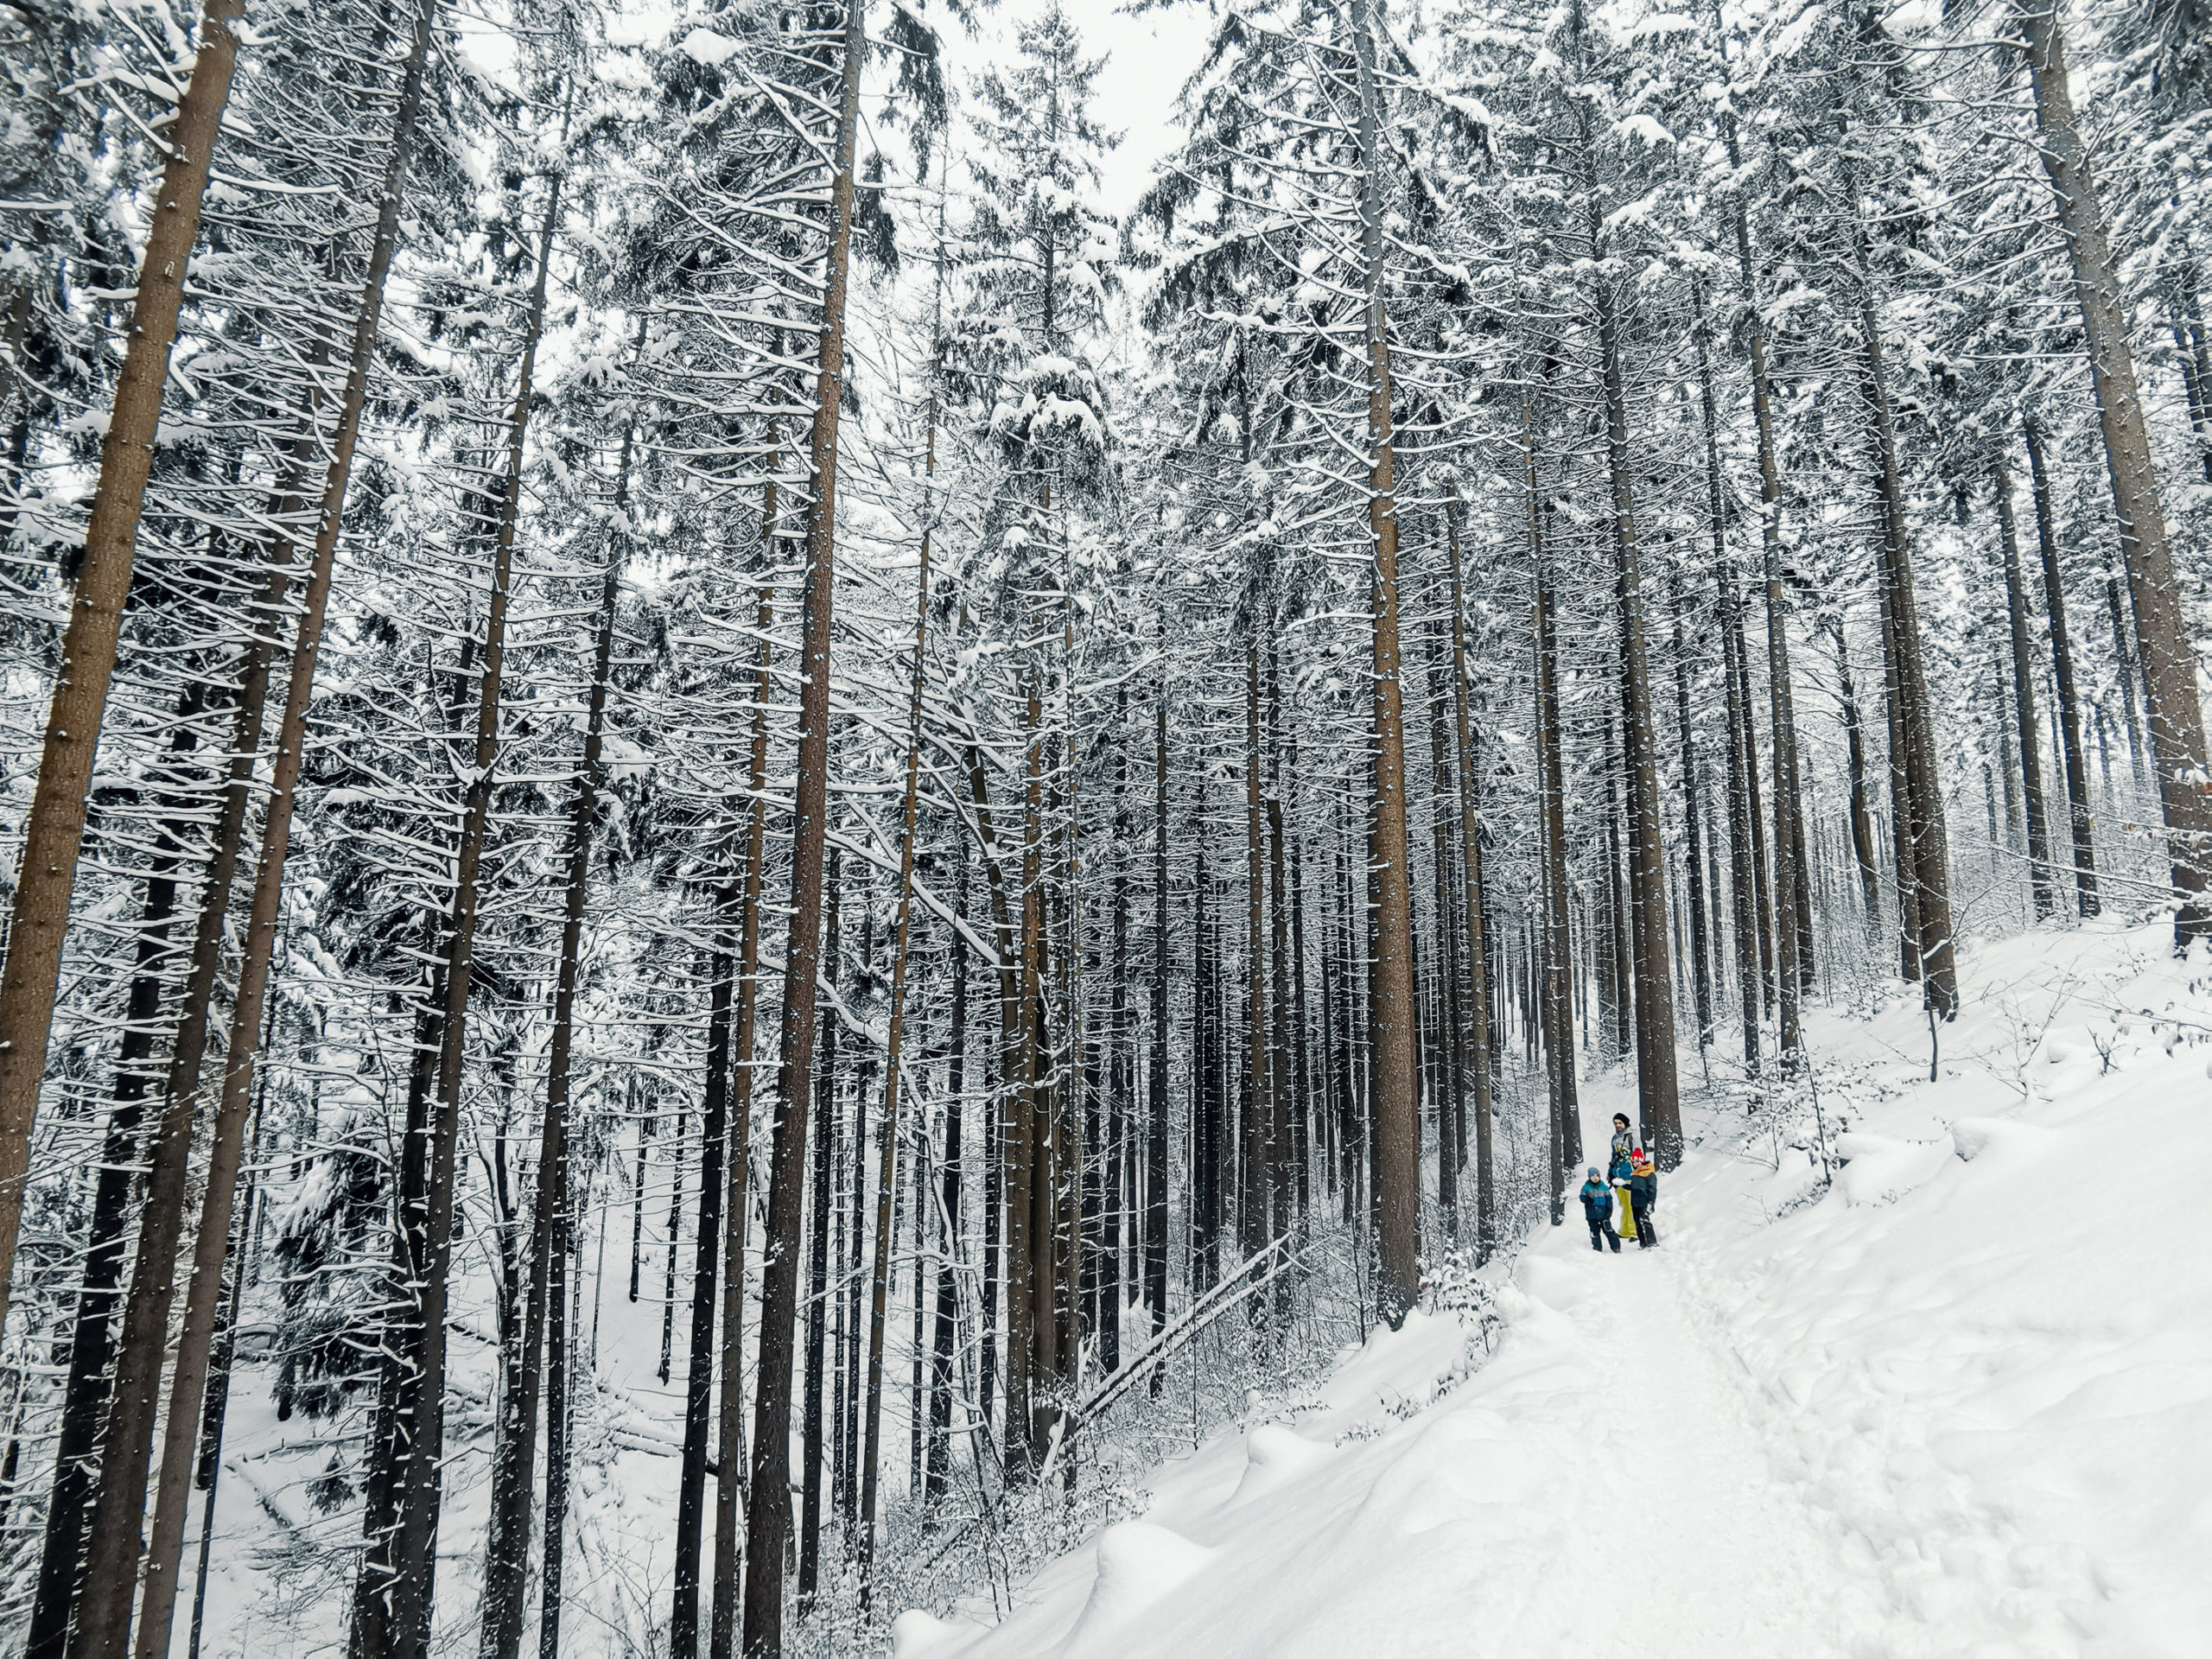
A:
0,0,2206,1652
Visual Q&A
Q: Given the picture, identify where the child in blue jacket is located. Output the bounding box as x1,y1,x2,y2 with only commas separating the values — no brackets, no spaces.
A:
1579,1167,1620,1253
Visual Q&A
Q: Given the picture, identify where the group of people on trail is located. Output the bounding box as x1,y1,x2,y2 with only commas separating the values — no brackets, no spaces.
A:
1580,1113,1658,1253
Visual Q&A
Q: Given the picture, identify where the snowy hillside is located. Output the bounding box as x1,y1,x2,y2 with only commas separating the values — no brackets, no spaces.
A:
895,922,2212,1657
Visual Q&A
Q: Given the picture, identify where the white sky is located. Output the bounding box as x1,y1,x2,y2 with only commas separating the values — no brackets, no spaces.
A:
951,0,1217,216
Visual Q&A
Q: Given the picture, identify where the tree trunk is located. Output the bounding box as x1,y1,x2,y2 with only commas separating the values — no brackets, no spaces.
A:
1350,0,1421,1324
960,745,1021,1450
481,339,640,1659
1192,839,1217,1291
924,855,968,1514
1593,231,1682,1165
1994,459,2056,918
2021,413,2099,916
798,858,839,1605
2021,0,2211,943
1873,528,1923,982
1527,388,1578,1218
1011,666,1045,1469
855,435,932,1602
708,574,775,1659
367,162,565,1659
0,0,245,1328
27,682,207,1659
1824,617,1886,937
1424,645,1464,1239
537,1162,572,1659
1147,636,1169,1383
1666,571,1715,1048
1443,505,1497,1258
1242,623,1271,1279
671,921,734,1657
1105,690,1131,1365
741,3,865,1642
1857,257,1958,1015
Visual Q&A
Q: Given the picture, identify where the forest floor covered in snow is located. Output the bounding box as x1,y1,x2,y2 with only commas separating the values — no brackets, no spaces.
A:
896,918,2212,1657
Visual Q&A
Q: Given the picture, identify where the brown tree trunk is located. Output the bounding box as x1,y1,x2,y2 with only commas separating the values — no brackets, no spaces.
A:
1265,637,1294,1276
1350,0,1421,1323
2021,413,2100,916
1727,289,1807,1055
0,0,245,1328
961,744,1021,1446
2021,0,2211,943
1010,664,1045,1469
1873,534,1924,982
1699,348,1765,1066
537,1162,573,1659
741,3,864,1643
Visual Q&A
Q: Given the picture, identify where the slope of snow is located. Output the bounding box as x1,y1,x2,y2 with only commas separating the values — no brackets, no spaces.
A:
899,921,2211,1657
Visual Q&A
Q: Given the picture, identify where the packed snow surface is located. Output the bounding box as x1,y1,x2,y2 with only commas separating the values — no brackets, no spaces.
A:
899,921,2211,1656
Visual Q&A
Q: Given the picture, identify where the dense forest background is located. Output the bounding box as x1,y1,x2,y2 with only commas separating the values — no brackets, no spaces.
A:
0,0,2207,1653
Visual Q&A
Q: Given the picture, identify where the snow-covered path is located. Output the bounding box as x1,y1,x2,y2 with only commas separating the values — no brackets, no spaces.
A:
906,1194,1868,1658
1541,1240,1849,1650
898,923,2209,1659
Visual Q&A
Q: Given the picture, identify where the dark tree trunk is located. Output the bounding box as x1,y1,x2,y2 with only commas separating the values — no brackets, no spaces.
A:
1526,389,1579,1214
1589,236,1681,1159
709,574,774,1659
481,378,637,1659
2022,415,2100,917
1994,459,2056,918
671,917,734,1656
855,467,933,1601
798,855,840,1605
29,689,204,1659
1147,638,1170,1379
1666,571,1715,1048
1858,254,1958,1014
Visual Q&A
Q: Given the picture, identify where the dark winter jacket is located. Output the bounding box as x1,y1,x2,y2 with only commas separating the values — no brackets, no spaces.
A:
1627,1163,1656,1208
1579,1180,1614,1226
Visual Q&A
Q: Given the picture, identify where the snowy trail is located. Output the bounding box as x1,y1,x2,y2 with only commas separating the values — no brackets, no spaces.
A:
1544,1240,1852,1650
902,925,2210,1659
912,1192,1868,1657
